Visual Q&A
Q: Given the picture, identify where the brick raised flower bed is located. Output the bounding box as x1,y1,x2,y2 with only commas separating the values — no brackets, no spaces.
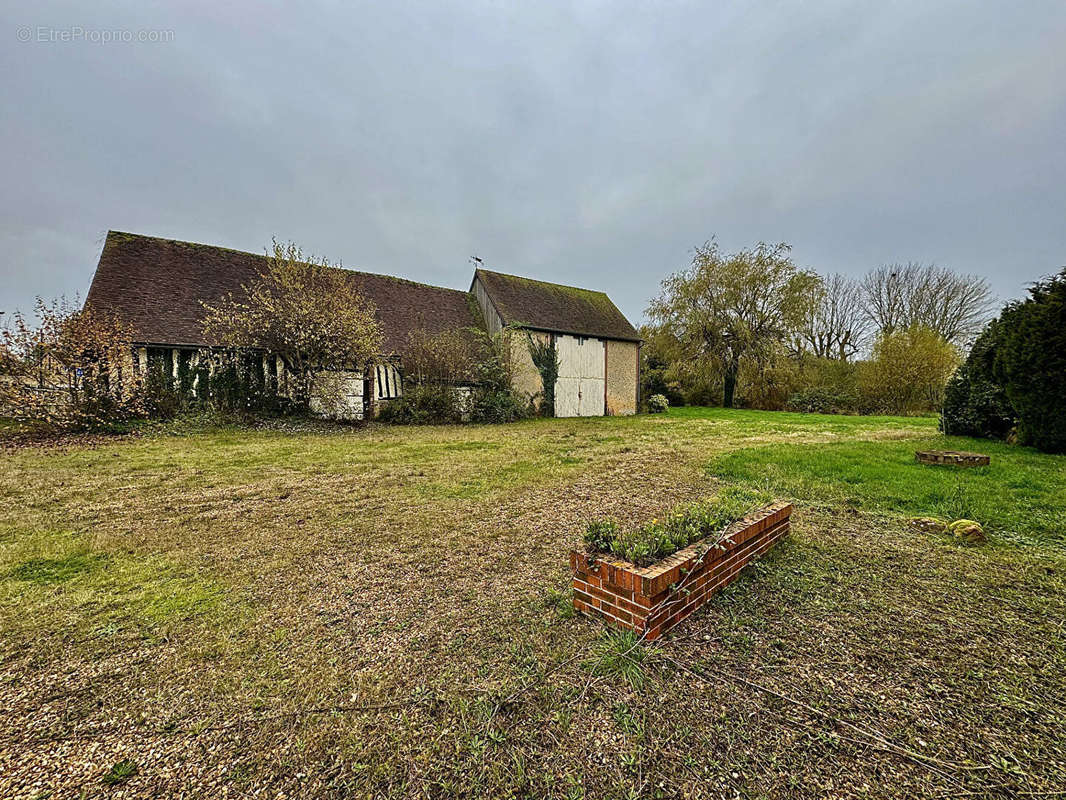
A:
915,450,990,467
570,501,792,641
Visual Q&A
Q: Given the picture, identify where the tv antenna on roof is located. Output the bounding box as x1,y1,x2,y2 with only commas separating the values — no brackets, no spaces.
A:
470,255,483,267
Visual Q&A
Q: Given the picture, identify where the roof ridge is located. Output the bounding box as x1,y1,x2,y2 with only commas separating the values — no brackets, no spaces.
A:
106,230,468,297
475,267,610,297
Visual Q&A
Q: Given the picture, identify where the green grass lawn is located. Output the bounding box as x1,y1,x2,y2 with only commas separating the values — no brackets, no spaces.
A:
708,421,1066,547
1,408,1064,798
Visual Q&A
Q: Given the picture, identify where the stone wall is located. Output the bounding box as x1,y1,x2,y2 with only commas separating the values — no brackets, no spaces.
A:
605,340,638,416
509,330,548,408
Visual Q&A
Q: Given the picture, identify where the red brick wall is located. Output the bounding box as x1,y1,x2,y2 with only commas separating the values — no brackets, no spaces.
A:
570,502,792,640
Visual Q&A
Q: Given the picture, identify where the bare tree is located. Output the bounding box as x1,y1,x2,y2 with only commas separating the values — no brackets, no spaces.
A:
797,273,870,361
861,263,994,345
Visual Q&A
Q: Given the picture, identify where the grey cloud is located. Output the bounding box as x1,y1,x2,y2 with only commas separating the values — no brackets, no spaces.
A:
2,0,1064,325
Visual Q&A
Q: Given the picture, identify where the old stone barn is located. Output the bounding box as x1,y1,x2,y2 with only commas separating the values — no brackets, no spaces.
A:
85,231,641,418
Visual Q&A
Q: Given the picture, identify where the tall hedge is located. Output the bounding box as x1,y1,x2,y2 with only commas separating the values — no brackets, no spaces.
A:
992,270,1066,453
940,322,1015,440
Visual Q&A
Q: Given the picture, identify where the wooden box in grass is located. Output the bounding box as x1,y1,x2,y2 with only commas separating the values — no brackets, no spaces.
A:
570,502,792,641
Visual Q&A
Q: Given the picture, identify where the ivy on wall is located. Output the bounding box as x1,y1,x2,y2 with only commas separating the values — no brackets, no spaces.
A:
526,332,560,417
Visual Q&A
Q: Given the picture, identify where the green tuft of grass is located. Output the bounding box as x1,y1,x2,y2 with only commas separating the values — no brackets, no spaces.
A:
543,587,576,619
582,629,650,689
611,701,646,738
102,759,138,786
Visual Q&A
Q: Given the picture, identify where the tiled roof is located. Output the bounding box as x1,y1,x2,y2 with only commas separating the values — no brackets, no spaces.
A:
85,231,478,357
473,268,639,342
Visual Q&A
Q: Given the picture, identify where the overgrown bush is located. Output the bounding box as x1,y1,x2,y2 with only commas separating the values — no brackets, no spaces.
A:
859,324,960,414
469,385,528,424
205,350,291,417
991,269,1066,452
734,346,809,410
0,299,146,433
786,387,858,415
142,353,184,419
468,328,531,424
681,383,718,407
383,327,530,426
638,328,686,406
647,394,669,413
377,383,464,425
940,323,1014,439
788,355,860,413
142,348,291,420
583,487,771,566
404,328,478,385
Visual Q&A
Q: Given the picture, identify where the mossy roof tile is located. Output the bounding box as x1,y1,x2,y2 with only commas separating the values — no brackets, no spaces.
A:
85,231,478,357
473,268,639,342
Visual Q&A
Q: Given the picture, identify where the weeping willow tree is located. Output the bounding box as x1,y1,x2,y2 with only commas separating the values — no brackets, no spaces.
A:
648,240,820,408
526,332,559,417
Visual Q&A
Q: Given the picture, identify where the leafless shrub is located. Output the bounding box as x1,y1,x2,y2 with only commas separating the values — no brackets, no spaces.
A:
404,328,479,385
0,298,145,432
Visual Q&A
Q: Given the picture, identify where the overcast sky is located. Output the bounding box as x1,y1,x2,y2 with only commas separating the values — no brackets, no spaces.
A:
2,1,1065,326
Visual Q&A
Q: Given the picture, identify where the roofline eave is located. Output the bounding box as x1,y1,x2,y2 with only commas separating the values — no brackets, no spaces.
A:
507,323,642,344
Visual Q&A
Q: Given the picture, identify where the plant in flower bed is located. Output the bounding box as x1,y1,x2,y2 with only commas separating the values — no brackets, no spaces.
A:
584,486,771,566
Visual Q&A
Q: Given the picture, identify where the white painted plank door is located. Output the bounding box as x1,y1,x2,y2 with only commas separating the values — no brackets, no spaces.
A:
554,335,606,417
555,335,580,417
555,377,581,417
579,378,605,416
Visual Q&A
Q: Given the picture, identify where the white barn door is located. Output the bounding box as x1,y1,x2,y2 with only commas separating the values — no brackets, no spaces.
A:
554,335,605,417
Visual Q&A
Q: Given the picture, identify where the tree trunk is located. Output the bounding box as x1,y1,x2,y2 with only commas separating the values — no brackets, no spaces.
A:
290,364,313,411
723,358,739,408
